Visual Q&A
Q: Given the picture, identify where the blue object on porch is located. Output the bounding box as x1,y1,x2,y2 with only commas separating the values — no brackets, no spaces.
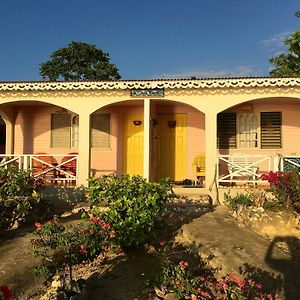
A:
283,157,300,172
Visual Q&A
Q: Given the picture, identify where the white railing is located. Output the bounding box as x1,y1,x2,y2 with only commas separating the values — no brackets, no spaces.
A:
0,154,78,185
280,156,300,172
217,154,275,187
217,154,300,187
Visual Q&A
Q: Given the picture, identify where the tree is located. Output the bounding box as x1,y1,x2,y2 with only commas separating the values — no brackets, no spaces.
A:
269,11,300,77
40,41,121,81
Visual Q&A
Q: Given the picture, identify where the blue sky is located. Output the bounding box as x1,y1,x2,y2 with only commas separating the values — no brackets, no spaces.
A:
0,0,299,81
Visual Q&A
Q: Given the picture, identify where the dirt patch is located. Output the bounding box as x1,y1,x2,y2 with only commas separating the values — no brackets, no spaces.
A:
1,199,299,299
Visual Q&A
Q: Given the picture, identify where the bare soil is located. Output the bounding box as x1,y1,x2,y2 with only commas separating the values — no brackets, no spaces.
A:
0,199,299,299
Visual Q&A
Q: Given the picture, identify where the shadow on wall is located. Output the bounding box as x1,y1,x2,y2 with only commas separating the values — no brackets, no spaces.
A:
41,186,87,212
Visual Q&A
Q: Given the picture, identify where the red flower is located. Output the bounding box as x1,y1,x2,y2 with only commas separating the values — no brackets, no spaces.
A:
79,229,86,235
89,228,95,235
0,285,12,300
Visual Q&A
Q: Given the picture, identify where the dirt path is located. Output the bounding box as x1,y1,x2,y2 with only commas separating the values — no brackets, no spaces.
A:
1,203,299,299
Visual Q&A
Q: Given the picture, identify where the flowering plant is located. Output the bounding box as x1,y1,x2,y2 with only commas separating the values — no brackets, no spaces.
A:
215,274,282,300
158,259,282,299
0,286,11,300
261,170,300,212
31,215,117,286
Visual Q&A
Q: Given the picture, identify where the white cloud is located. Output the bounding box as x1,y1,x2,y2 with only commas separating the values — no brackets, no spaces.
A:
260,32,290,54
151,66,260,79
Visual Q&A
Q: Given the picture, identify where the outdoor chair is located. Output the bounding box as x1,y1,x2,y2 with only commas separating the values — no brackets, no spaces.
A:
192,153,205,185
59,152,78,185
32,153,58,183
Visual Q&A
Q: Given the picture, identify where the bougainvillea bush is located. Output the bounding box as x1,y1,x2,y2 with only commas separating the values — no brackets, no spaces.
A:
87,174,174,248
159,259,282,299
31,215,117,285
261,170,300,212
0,165,43,230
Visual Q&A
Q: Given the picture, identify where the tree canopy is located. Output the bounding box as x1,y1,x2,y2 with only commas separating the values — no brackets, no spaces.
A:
269,11,300,77
40,41,121,81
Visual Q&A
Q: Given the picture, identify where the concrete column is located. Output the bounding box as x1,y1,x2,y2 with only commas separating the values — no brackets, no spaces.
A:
77,112,90,186
205,111,218,189
143,98,150,181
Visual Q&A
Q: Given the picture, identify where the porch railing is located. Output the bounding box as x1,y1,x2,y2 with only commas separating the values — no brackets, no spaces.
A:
217,154,279,187
280,156,300,172
0,154,78,185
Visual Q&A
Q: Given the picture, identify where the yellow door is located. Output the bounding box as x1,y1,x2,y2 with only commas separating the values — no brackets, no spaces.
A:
123,115,144,176
156,114,186,181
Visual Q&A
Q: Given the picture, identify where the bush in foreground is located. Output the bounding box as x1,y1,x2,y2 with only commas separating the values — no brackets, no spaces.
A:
86,174,174,247
0,165,43,230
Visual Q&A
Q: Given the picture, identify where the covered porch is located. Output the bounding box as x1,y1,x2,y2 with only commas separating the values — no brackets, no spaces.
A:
0,78,300,192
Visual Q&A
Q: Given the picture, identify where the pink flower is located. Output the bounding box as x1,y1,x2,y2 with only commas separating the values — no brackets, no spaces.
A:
34,221,42,230
237,279,244,288
79,245,87,255
159,241,166,247
248,279,255,286
200,290,210,298
89,228,95,235
179,260,188,270
228,273,237,282
79,229,85,234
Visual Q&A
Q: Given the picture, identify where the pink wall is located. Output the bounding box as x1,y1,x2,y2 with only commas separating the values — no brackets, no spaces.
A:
218,99,300,174
91,104,144,177
12,101,205,181
220,98,300,157
14,105,78,164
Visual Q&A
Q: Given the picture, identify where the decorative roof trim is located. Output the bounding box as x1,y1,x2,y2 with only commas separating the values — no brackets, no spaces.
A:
0,77,300,92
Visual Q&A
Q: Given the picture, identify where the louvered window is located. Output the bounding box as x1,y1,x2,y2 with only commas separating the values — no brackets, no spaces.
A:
91,114,111,148
260,112,281,149
51,114,71,148
217,113,237,149
237,113,258,148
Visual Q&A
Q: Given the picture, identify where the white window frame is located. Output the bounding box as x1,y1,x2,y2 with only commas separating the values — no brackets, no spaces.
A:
237,113,260,149
71,115,79,148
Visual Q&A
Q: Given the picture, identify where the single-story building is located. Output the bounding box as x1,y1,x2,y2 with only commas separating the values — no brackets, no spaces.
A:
0,77,300,190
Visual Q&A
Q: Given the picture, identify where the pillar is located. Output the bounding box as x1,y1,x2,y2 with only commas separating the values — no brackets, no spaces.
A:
77,112,90,186
205,111,218,189
143,98,150,181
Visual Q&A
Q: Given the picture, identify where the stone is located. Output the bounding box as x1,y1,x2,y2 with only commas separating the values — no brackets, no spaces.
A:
51,279,63,289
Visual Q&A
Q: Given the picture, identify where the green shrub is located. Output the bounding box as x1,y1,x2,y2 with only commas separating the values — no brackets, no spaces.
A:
224,190,277,211
86,174,174,248
224,192,254,211
0,165,43,230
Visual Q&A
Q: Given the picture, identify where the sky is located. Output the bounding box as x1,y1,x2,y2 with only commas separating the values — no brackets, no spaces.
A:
0,0,299,81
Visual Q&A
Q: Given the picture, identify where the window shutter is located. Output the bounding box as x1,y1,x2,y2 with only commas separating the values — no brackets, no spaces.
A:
260,112,281,149
91,114,110,148
51,114,71,148
217,113,237,149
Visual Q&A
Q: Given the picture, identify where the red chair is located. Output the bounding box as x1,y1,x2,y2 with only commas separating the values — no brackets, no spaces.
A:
32,153,58,183
59,153,78,185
